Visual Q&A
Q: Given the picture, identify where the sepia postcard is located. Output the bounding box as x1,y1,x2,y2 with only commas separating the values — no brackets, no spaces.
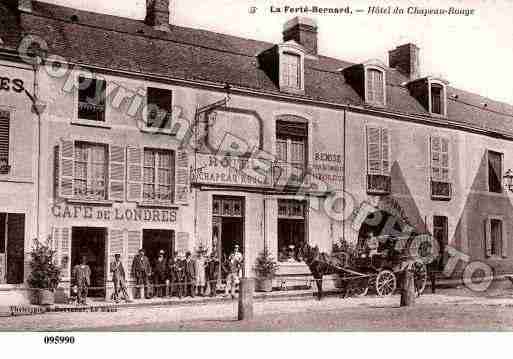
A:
1,0,513,353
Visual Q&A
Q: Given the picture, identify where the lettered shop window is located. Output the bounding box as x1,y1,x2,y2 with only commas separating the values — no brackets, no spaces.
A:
78,76,106,122
366,68,385,105
146,87,172,130
281,52,301,89
74,142,108,200
488,150,502,193
277,199,306,263
143,149,174,202
0,110,9,173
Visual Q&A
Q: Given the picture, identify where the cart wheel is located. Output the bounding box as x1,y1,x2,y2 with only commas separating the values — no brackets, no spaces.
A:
375,270,397,297
412,261,427,296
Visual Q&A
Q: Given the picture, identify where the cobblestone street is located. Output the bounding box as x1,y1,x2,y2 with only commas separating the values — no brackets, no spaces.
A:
2,290,513,331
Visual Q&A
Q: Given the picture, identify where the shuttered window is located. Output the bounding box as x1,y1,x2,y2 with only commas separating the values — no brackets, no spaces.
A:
281,52,300,89
366,69,385,105
366,126,391,194
431,136,450,182
0,110,9,173
143,149,174,202
275,120,307,187
146,87,172,129
74,142,108,200
485,218,507,258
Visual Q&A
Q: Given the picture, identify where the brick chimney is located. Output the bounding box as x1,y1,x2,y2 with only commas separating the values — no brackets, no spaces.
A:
389,43,420,81
283,17,318,55
145,0,170,32
18,0,32,12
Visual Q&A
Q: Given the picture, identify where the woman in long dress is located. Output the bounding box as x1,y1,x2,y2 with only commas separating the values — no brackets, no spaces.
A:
195,249,207,296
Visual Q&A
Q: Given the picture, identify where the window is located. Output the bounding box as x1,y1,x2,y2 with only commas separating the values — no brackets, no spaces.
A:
488,150,502,193
430,83,444,115
366,68,385,105
143,149,174,202
146,87,172,130
0,213,25,284
78,76,106,122
281,52,301,89
485,218,505,258
0,110,9,174
73,142,108,200
430,136,451,199
366,126,390,194
278,199,306,262
275,120,307,187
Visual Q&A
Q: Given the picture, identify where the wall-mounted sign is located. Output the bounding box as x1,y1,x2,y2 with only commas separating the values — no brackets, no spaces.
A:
311,152,344,185
191,153,272,188
0,77,24,93
51,204,177,223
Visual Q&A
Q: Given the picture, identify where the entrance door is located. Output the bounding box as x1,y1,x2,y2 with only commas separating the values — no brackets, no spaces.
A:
212,196,244,262
142,229,175,262
71,227,107,298
433,216,448,270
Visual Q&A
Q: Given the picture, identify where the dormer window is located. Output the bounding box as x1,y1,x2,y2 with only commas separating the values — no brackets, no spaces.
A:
281,52,301,89
366,67,385,106
430,83,444,115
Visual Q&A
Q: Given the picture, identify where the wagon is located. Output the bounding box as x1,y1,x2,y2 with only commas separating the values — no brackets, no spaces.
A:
326,233,429,297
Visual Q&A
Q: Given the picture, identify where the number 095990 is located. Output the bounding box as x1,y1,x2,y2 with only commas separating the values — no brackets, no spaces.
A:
43,336,75,344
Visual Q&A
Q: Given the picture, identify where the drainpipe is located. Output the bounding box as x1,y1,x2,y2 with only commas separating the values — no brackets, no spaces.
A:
342,108,347,244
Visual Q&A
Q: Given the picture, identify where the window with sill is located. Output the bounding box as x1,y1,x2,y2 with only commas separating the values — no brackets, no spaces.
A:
366,68,385,106
488,150,503,193
74,142,108,200
430,136,451,199
143,149,174,203
0,110,9,174
146,87,173,131
275,120,307,186
78,76,106,122
278,199,306,263
281,52,301,89
430,83,444,115
366,126,390,194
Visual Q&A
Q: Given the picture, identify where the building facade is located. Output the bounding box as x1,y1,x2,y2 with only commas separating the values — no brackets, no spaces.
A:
1,0,513,304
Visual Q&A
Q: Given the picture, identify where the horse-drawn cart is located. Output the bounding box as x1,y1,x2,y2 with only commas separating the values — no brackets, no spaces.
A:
303,233,429,299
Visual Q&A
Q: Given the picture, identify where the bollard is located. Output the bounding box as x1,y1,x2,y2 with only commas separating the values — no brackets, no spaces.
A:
238,278,254,321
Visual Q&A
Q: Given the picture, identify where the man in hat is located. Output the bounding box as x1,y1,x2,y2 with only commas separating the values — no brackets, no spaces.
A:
72,256,91,305
225,244,243,299
184,251,196,297
110,254,130,303
153,250,168,298
132,248,151,299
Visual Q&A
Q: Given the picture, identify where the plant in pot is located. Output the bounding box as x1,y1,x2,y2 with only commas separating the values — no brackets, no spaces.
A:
254,248,279,292
27,238,61,305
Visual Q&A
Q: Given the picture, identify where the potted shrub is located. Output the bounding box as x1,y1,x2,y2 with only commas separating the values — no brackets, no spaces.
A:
254,248,279,292
27,238,61,305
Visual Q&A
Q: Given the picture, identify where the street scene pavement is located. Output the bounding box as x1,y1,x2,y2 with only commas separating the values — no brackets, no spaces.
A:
2,286,513,331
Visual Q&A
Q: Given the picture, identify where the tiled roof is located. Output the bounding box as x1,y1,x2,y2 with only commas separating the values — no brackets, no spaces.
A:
1,0,513,136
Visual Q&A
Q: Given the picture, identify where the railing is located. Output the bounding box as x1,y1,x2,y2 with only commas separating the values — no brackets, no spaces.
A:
367,174,391,195
273,161,308,188
431,180,452,200
78,101,105,122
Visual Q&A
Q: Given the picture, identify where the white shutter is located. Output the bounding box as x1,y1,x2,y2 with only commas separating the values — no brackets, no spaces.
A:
484,219,492,258
109,229,124,280
109,145,125,201
175,149,189,205
126,146,142,202
502,225,508,258
57,227,71,281
366,126,381,175
381,128,390,175
127,230,142,278
440,138,450,182
0,111,9,163
59,139,75,198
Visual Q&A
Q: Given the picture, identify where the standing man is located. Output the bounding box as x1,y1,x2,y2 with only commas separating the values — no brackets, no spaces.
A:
110,254,130,303
206,247,220,297
72,256,91,305
132,248,151,299
154,250,167,298
175,252,186,299
225,244,243,299
167,251,178,297
184,251,196,298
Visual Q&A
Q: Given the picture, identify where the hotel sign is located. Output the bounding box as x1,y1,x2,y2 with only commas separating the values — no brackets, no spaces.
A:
191,153,272,188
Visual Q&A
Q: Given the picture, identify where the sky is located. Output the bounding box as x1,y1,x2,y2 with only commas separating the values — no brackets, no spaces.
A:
44,0,513,104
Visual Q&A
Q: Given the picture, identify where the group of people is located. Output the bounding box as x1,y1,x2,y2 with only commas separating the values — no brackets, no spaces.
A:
70,244,245,304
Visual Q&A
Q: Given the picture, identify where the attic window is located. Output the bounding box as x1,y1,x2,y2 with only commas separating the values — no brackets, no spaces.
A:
429,82,446,116
281,52,301,89
366,68,385,106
